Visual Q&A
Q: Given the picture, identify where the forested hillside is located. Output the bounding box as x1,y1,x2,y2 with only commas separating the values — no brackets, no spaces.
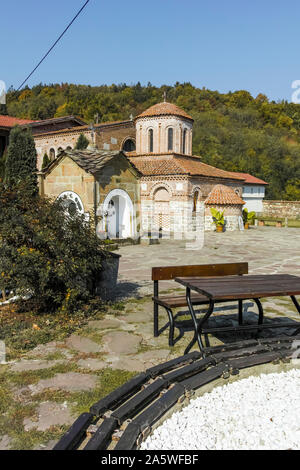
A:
3,82,300,200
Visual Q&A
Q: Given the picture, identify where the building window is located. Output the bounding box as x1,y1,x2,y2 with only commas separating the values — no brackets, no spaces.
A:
122,139,136,152
66,146,72,151
148,129,153,153
168,128,173,151
193,191,199,212
182,128,187,154
49,148,55,161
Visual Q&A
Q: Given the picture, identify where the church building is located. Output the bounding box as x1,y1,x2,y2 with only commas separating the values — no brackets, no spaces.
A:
37,100,246,240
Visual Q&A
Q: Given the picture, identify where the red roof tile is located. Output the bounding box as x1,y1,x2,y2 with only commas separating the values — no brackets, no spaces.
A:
0,115,35,128
230,172,268,185
205,184,245,205
136,101,193,121
128,155,244,180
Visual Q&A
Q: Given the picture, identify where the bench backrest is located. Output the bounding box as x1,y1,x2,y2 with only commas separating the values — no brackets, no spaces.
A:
152,262,248,281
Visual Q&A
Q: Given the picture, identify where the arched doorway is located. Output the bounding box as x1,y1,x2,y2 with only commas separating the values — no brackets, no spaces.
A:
102,189,134,239
122,139,136,152
153,187,170,233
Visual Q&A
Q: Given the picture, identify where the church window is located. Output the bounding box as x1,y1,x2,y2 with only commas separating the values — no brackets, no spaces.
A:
193,191,199,212
49,148,55,161
182,128,187,153
148,129,153,153
168,128,173,151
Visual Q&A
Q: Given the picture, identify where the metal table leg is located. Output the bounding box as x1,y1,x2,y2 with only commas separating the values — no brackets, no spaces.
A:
253,298,264,325
184,287,214,356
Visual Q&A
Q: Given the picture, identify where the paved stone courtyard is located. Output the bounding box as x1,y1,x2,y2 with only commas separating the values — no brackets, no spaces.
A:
1,226,300,450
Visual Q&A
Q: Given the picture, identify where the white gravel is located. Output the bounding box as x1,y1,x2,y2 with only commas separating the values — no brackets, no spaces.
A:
141,369,300,450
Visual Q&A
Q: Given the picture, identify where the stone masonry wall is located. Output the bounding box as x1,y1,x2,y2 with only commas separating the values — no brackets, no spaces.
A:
262,200,300,219
205,204,243,231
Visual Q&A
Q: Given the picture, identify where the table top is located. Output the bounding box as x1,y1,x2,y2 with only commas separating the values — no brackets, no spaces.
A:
174,274,300,301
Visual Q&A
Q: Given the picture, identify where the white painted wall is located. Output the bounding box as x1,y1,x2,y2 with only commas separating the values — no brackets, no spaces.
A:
242,185,266,213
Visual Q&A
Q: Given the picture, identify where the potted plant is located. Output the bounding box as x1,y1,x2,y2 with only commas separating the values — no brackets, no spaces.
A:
243,208,256,229
210,208,225,232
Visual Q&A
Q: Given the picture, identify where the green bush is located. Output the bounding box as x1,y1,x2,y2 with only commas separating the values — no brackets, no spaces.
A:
75,133,89,150
0,183,109,313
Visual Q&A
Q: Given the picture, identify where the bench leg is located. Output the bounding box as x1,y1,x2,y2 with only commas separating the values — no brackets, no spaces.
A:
154,302,159,337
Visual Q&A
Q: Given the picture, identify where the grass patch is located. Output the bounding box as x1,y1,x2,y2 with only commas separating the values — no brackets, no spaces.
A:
0,299,110,360
70,368,137,416
10,425,69,451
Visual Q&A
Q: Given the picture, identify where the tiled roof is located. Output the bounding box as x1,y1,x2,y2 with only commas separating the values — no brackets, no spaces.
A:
230,172,268,185
0,115,35,128
128,155,245,180
28,115,87,127
205,184,245,205
136,101,193,121
41,149,128,176
33,119,133,137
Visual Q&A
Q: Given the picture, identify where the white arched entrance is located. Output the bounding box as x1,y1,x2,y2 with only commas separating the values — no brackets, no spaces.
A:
102,189,134,239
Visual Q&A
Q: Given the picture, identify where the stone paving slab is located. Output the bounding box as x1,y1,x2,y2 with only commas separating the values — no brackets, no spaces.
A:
23,402,75,432
0,435,11,450
27,341,74,359
77,358,107,370
101,331,142,355
87,318,123,330
28,372,98,394
65,334,102,353
10,359,66,372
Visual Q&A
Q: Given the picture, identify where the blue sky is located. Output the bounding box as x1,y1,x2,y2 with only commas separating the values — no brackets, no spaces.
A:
1,0,300,101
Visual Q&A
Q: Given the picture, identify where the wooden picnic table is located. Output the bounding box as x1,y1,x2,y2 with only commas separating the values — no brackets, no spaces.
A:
175,274,300,356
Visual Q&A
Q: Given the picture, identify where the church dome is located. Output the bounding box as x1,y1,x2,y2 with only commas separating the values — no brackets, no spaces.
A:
136,101,193,122
205,184,245,205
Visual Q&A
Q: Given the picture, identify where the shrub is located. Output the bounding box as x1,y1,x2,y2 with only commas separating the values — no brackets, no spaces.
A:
75,133,89,150
42,152,51,169
0,183,109,313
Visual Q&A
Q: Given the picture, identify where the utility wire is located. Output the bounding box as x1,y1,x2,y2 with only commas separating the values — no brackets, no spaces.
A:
16,0,91,91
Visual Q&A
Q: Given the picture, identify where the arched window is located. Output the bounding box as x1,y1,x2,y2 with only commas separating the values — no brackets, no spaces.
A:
66,146,72,151
49,148,55,161
193,191,199,212
122,139,136,152
168,128,173,151
148,129,153,153
57,147,63,154
57,191,84,217
182,128,187,154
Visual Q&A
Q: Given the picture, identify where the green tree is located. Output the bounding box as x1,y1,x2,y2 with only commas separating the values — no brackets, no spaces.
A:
0,150,7,181
0,182,108,312
75,133,90,150
5,126,38,194
42,152,50,169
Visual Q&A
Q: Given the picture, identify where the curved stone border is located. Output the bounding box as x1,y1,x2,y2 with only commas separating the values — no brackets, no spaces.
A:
53,335,300,451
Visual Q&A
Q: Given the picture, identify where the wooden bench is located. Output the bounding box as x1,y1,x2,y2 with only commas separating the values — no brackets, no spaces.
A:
152,262,248,346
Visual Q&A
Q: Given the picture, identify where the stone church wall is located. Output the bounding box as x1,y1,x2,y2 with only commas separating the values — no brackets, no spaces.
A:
262,200,300,219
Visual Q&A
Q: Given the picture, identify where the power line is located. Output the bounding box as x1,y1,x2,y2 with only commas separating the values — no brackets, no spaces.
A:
16,0,91,91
